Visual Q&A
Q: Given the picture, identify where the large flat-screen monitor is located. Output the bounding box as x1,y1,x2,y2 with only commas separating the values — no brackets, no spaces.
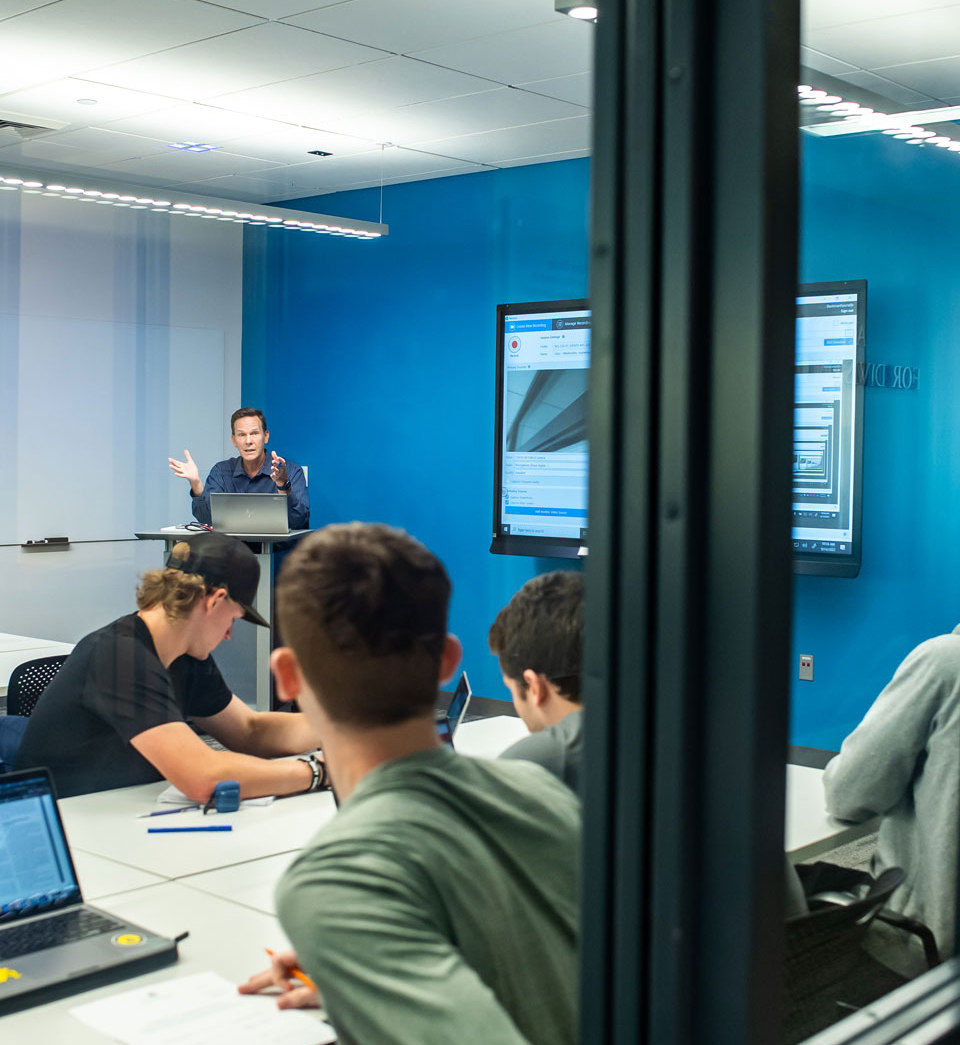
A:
792,279,866,577
491,299,590,559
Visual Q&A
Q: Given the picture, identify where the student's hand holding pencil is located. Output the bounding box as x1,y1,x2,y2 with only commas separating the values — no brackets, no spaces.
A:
238,948,320,1010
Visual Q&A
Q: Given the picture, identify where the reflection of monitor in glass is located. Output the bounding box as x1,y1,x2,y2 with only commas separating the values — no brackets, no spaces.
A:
491,299,590,559
793,280,866,577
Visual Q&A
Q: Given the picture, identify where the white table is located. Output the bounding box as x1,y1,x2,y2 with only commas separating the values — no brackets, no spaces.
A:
0,634,75,699
0,883,330,1044
60,783,337,879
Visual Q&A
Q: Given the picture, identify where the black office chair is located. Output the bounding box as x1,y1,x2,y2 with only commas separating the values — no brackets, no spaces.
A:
6,654,68,717
783,865,909,1044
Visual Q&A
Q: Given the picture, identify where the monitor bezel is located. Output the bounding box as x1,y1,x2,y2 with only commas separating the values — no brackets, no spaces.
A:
490,297,590,560
792,278,867,579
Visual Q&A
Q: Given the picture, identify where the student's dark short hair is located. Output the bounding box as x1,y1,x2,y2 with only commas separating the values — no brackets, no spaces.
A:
488,571,584,704
276,523,452,727
231,407,267,434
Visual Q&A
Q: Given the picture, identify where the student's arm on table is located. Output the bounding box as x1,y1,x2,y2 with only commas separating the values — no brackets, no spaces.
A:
130,721,313,802
194,695,323,758
824,636,955,821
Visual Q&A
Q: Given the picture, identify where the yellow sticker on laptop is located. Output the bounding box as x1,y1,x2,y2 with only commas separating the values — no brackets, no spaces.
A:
0,968,21,982
111,933,144,946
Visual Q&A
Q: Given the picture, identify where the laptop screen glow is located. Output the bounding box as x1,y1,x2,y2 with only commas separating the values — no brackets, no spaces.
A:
0,773,81,918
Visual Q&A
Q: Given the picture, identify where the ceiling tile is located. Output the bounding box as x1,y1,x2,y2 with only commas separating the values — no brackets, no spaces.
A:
832,69,939,107
413,115,591,164
0,127,168,168
804,8,960,70
409,18,594,85
85,22,387,101
515,72,592,108
284,0,558,55
100,147,283,180
203,0,345,18
0,78,174,128
184,172,318,200
799,47,859,76
0,0,59,18
870,56,960,101
802,0,960,33
217,125,379,163
0,0,262,95
326,87,586,146
102,103,287,144
211,56,495,124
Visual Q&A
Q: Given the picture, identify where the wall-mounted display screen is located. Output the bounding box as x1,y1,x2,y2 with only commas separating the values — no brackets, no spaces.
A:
491,299,590,559
792,279,866,577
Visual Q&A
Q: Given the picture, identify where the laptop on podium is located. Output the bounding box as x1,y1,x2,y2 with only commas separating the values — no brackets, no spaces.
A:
209,492,289,535
0,768,178,1014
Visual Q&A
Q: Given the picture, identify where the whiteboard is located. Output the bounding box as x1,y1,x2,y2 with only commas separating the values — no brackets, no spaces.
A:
0,314,224,545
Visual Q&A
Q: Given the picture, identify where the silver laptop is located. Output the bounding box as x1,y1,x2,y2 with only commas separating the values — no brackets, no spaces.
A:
0,768,178,1014
436,671,473,747
209,492,289,535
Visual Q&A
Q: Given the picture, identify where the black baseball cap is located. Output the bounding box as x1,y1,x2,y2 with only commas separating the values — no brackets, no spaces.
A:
166,532,268,628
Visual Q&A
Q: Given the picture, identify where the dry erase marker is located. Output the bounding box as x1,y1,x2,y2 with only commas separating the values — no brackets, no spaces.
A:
265,948,317,992
147,825,232,833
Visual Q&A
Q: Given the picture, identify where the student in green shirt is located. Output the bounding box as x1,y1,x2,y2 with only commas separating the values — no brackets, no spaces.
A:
239,523,580,1045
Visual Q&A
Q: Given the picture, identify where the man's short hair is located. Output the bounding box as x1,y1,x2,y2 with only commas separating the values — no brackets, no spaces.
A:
231,407,267,433
488,571,584,704
276,523,452,727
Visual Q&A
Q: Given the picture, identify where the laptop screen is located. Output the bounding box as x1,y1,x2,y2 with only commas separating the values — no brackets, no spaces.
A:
0,770,81,921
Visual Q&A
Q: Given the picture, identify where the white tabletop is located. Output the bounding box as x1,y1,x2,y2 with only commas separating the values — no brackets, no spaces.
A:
72,851,166,901
179,852,298,916
60,782,336,879
0,883,332,1044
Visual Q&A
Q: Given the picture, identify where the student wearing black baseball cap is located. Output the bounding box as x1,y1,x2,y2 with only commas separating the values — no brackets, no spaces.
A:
16,532,327,800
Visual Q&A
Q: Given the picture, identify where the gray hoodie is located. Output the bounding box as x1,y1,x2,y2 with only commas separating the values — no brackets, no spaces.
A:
823,625,960,959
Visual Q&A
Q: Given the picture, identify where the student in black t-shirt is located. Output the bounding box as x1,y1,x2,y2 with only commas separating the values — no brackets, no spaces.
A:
16,533,327,800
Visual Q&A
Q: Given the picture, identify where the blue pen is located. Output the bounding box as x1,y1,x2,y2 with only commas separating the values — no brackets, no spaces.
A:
147,825,232,833
137,805,202,819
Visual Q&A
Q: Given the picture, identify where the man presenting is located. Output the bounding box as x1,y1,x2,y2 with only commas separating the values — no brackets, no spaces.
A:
240,523,579,1045
169,408,309,529
16,533,326,800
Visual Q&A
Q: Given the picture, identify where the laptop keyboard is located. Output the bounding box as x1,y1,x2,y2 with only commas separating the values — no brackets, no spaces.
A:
0,908,125,961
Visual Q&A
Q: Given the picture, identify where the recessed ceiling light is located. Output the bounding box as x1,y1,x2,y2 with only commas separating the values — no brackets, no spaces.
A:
307,150,332,157
555,2,597,19
167,141,220,153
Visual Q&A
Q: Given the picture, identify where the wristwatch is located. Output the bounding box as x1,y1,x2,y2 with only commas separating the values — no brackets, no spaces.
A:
297,754,328,793
277,479,292,491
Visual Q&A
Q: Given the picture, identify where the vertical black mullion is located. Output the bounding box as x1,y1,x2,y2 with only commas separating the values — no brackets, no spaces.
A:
694,0,798,1039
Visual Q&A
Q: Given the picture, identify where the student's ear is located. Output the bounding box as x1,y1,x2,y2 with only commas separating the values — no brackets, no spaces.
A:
271,646,302,703
205,587,229,612
522,669,549,707
438,634,462,686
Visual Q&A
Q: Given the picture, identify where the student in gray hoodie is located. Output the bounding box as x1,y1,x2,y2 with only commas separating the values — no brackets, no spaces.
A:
823,626,960,966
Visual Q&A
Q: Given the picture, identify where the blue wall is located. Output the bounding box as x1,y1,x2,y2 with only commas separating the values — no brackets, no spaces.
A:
243,159,589,701
792,132,960,748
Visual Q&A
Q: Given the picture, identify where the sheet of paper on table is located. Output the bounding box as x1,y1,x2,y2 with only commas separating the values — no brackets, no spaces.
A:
70,971,335,1045
157,784,275,808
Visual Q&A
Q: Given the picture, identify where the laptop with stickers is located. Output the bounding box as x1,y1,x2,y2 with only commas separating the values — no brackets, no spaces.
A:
0,768,178,1014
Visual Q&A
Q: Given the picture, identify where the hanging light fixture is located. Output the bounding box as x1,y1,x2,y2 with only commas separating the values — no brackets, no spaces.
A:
555,1,598,21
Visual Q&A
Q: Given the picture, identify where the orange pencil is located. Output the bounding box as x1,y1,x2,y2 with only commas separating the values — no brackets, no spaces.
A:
265,948,318,992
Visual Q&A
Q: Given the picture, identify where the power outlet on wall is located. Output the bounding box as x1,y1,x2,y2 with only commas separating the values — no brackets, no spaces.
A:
799,654,814,682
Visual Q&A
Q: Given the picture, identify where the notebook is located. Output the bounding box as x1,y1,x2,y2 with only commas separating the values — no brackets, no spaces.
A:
0,768,178,1014
436,671,473,747
209,492,290,536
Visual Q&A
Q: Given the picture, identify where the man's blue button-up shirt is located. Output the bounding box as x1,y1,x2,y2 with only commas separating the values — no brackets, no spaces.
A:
191,455,310,529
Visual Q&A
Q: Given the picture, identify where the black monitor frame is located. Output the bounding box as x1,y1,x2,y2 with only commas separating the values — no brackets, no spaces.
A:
490,298,590,559
792,279,866,578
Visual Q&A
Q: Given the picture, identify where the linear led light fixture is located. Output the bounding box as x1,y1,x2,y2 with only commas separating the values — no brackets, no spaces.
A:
0,163,388,239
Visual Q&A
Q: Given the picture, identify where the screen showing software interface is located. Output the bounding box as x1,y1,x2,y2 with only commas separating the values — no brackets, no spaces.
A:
793,292,860,556
0,777,80,917
500,308,590,541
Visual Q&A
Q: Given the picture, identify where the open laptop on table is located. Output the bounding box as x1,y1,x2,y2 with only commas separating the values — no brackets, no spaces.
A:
436,671,473,748
209,492,289,536
0,768,178,1014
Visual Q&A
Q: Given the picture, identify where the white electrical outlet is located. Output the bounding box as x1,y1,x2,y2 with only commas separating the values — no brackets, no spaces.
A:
799,654,814,682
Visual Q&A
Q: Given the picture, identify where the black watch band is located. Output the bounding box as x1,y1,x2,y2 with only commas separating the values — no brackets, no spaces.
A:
278,480,292,491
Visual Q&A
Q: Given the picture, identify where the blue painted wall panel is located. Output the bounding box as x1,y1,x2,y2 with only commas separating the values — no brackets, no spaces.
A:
243,160,589,702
